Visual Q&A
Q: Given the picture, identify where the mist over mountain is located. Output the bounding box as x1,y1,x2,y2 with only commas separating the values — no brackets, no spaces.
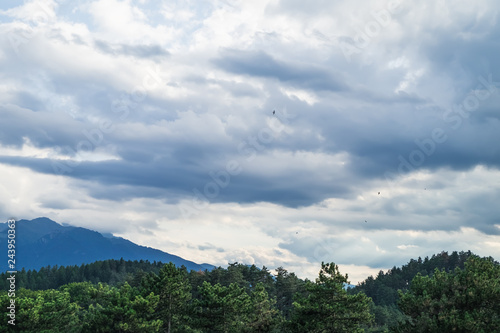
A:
0,217,213,272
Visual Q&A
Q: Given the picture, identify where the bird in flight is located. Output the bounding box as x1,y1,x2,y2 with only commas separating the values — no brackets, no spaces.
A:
365,220,367,223
378,192,380,195
273,110,275,115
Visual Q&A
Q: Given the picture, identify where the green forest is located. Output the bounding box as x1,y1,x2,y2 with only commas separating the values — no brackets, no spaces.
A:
1,251,499,332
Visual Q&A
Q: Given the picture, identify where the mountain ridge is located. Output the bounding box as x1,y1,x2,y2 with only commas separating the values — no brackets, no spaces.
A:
0,217,214,272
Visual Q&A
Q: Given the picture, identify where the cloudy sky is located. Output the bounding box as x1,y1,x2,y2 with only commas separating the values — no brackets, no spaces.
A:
1,0,500,283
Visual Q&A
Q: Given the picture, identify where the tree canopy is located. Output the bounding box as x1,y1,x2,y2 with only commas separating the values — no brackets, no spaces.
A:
1,252,498,332
395,256,500,332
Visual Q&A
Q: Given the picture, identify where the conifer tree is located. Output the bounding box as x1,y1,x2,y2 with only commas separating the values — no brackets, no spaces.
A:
144,263,193,333
289,262,373,332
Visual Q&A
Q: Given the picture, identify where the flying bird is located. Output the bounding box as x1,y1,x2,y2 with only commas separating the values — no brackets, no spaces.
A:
365,220,367,223
273,110,275,115
378,192,380,195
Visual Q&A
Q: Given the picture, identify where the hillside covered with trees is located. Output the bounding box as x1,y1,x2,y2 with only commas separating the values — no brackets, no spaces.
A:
1,251,499,332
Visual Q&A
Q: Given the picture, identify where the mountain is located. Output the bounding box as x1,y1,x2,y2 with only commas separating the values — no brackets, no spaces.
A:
0,217,214,272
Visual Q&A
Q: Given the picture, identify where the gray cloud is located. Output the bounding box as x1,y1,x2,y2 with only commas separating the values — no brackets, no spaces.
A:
1,0,500,280
95,40,170,59
0,104,86,149
213,49,347,92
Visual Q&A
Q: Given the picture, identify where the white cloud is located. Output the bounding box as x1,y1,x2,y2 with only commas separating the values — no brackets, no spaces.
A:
1,0,57,23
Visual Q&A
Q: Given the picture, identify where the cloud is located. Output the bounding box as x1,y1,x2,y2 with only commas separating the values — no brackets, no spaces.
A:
213,49,347,92
94,40,170,59
1,0,500,283
0,104,85,148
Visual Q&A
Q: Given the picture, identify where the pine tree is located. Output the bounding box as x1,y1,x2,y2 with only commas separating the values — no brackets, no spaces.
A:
289,262,373,332
194,281,252,332
247,282,281,332
274,266,305,319
145,263,193,333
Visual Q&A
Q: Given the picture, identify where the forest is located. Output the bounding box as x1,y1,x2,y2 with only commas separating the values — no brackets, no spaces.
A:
1,251,499,332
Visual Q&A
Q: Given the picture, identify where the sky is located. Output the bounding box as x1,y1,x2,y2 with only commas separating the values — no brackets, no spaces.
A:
0,0,499,284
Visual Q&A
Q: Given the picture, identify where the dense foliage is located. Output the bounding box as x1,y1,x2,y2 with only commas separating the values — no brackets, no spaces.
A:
1,251,498,332
354,251,474,307
1,261,372,332
350,251,479,332
395,255,500,332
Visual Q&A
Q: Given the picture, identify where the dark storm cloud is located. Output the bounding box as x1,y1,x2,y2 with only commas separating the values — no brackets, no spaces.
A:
0,0,498,225
0,152,353,208
457,188,500,235
5,99,497,213
1,85,498,214
213,49,347,92
206,174,351,208
0,155,202,198
288,87,500,182
353,3,500,177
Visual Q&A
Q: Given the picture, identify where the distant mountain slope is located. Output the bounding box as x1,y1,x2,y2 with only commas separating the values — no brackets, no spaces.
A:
0,217,213,272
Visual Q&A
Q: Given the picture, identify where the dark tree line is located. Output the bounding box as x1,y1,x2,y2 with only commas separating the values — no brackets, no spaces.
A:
0,258,165,291
1,251,498,332
1,261,373,332
0,259,311,323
